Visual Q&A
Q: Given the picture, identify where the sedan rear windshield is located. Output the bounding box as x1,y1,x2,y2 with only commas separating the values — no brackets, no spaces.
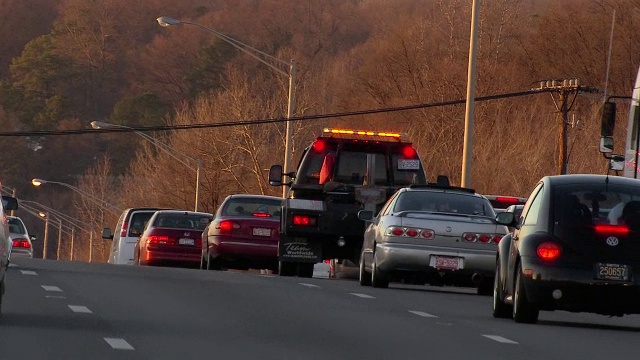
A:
153,214,212,230
222,198,282,218
8,218,26,234
393,191,494,217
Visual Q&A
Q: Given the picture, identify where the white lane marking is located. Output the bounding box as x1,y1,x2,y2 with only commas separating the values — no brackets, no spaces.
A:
104,338,135,350
408,310,438,318
45,295,67,299
8,263,18,268
483,335,519,344
68,305,92,314
20,270,37,275
350,293,375,299
299,283,320,288
41,285,63,292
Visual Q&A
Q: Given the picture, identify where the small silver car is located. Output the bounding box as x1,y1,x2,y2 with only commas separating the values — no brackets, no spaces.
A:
7,216,35,258
358,184,508,295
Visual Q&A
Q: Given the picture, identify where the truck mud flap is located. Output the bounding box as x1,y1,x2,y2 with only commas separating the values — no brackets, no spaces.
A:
278,236,321,263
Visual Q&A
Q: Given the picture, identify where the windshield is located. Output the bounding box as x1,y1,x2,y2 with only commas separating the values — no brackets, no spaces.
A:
221,198,282,218
8,218,26,234
393,191,494,216
153,214,212,230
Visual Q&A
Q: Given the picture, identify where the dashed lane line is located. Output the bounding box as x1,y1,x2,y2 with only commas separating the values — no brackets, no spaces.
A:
8,263,18,268
408,310,438,318
41,285,63,292
68,305,92,314
20,270,37,275
104,338,135,350
299,283,320,288
350,293,375,299
483,335,519,344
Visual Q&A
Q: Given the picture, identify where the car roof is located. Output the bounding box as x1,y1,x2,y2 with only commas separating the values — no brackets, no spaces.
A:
545,174,640,186
404,184,478,196
225,194,283,201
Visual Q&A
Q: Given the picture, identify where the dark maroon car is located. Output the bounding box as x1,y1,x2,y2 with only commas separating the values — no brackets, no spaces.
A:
201,195,282,271
134,210,213,267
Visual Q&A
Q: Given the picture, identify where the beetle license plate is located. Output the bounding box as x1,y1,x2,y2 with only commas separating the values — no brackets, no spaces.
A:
430,256,463,270
595,263,630,281
179,238,195,246
253,228,271,237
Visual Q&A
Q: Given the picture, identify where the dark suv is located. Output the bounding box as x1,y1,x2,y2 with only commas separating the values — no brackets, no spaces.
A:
269,128,428,277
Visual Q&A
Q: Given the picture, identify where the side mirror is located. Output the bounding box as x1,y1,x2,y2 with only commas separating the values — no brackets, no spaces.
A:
599,136,614,154
600,101,616,137
101,227,113,240
610,155,625,171
357,210,374,222
495,212,516,226
269,165,283,186
1,196,18,211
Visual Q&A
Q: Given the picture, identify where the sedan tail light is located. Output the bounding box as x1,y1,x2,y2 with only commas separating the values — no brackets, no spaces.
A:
537,242,561,260
386,226,435,238
462,232,502,244
146,235,175,245
12,238,31,248
216,220,240,234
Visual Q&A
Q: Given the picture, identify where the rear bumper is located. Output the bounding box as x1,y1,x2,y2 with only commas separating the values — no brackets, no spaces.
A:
10,249,33,258
142,246,200,265
375,242,495,276
521,261,640,314
211,239,277,261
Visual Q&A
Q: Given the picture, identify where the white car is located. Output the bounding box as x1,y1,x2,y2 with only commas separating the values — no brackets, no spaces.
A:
7,216,35,258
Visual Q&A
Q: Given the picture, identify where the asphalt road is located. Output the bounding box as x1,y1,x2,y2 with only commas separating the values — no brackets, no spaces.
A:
1,258,639,360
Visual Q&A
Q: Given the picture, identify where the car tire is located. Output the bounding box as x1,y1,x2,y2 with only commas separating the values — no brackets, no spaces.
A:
513,263,539,323
359,253,371,286
297,263,314,278
278,261,296,276
492,262,513,318
207,254,222,271
371,255,389,288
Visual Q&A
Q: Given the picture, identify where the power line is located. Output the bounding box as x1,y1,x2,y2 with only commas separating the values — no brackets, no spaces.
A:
0,87,594,137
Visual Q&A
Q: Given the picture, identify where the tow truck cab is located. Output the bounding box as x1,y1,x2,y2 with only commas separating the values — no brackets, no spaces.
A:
269,128,427,277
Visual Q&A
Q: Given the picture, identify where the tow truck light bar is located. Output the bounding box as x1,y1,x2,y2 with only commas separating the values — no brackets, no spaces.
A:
322,128,403,140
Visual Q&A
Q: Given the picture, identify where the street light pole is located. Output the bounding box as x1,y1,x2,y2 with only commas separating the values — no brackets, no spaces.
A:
461,0,480,188
31,178,119,215
90,121,202,211
156,16,296,198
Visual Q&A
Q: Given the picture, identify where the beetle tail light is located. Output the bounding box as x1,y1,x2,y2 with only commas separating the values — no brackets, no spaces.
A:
537,242,561,260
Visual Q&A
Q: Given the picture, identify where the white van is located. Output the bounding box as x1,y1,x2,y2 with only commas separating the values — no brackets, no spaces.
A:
104,208,162,265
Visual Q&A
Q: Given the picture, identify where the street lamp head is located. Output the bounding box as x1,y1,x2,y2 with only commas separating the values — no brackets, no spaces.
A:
90,121,114,129
157,16,181,27
38,211,46,218
32,178,45,186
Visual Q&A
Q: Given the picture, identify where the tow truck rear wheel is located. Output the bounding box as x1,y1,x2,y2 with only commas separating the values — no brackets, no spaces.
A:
297,263,314,278
278,261,296,276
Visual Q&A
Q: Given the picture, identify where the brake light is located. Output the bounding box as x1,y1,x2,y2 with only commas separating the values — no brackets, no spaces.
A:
386,226,435,238
421,229,435,239
293,215,317,226
313,139,326,153
595,224,630,235
322,128,402,139
405,228,419,237
147,235,174,245
12,239,30,248
252,213,271,218
217,220,239,234
496,197,520,204
462,232,502,244
120,222,128,237
537,242,561,260
390,227,404,236
402,145,417,159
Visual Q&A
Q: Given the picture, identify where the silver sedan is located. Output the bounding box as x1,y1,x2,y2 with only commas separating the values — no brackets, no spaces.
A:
358,185,508,295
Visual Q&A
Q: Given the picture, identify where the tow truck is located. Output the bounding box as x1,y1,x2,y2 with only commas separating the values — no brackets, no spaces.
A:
268,128,428,277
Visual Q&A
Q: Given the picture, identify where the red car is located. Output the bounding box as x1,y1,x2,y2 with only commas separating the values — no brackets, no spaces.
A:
134,210,213,267
201,195,282,271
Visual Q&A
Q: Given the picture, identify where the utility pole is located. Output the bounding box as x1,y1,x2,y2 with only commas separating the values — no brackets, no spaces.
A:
536,79,599,174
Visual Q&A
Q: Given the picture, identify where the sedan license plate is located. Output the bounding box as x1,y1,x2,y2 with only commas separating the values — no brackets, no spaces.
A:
595,263,630,281
253,227,271,237
178,238,195,246
430,256,463,270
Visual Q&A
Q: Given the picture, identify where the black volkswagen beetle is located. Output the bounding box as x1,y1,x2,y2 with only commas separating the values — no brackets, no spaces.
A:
493,174,640,323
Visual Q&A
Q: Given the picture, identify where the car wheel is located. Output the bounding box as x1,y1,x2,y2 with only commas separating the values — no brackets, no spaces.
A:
371,255,389,288
359,253,371,286
297,263,314,278
278,261,296,276
492,262,513,318
207,254,221,271
513,263,539,323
